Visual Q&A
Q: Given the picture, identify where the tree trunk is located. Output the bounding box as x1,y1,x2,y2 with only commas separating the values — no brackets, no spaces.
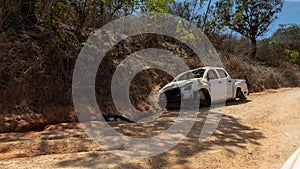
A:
203,0,212,30
251,37,257,57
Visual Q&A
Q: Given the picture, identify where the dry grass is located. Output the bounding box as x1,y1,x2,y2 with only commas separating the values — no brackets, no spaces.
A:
0,26,299,133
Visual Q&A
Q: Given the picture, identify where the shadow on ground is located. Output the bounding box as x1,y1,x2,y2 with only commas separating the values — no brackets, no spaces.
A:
55,99,264,168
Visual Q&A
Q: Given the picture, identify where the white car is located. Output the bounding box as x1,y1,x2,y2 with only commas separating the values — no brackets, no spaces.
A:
158,67,249,108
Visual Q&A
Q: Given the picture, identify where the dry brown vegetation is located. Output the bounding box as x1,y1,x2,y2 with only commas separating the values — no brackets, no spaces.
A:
0,1,299,133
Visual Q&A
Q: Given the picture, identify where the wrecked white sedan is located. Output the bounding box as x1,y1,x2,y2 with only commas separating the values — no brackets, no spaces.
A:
158,67,249,108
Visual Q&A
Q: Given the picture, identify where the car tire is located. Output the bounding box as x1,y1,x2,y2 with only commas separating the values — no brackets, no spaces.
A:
199,89,211,107
236,88,246,101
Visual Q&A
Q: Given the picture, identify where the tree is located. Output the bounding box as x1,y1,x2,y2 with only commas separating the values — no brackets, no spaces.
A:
272,24,300,65
169,0,228,50
169,0,218,30
215,0,283,57
273,24,300,48
257,24,300,66
35,0,174,43
169,0,205,26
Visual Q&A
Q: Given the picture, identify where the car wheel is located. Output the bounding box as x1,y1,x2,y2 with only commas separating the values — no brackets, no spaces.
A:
236,88,246,101
199,89,211,107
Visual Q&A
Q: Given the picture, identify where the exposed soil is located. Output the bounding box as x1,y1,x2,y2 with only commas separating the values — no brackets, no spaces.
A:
0,88,300,169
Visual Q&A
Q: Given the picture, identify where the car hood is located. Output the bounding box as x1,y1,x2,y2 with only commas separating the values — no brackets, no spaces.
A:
159,78,204,93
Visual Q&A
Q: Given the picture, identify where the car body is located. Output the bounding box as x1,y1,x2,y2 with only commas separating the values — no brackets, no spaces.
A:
158,67,249,108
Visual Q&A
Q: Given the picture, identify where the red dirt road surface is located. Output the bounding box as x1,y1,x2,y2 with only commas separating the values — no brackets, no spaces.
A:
1,88,300,169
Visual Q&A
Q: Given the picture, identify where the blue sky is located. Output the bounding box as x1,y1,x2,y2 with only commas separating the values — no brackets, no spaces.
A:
198,0,300,39
263,0,300,38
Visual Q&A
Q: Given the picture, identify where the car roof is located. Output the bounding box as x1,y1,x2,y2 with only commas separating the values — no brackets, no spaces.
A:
177,67,223,76
176,67,225,75
191,66,224,71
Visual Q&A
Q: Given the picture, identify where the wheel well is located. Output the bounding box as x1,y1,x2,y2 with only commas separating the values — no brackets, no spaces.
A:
199,88,211,107
235,87,243,97
199,88,210,98
236,87,247,100
235,87,240,94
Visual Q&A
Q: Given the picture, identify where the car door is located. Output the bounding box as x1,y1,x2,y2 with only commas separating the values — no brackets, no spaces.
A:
216,69,233,99
206,69,226,101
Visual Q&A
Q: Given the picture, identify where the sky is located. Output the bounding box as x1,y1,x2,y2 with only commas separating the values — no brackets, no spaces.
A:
198,0,300,39
263,0,300,38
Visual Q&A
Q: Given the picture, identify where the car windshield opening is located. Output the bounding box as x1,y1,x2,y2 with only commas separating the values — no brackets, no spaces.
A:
173,69,205,81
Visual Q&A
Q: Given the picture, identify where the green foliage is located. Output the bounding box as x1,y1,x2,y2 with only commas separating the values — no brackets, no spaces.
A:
215,0,283,38
257,24,300,66
169,0,208,27
273,24,300,65
142,0,174,13
37,0,174,39
284,49,299,64
215,0,283,57
273,24,300,49
168,0,232,49
176,19,195,42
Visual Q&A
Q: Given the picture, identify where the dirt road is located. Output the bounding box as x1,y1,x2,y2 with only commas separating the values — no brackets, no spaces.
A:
1,88,300,169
